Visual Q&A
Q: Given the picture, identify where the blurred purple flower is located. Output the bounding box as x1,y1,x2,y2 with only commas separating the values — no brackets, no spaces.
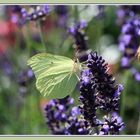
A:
45,96,89,135
121,57,130,68
99,113,124,135
69,20,90,62
55,5,69,28
20,5,51,24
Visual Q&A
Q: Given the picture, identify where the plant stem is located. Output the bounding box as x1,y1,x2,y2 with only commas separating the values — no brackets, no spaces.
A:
37,21,47,51
74,6,79,23
120,72,128,119
136,112,140,135
120,89,126,119
108,112,112,135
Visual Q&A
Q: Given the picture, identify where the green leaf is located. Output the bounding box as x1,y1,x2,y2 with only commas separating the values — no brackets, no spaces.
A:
27,53,79,99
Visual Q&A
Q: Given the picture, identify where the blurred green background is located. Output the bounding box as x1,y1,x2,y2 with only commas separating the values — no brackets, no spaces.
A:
0,5,139,134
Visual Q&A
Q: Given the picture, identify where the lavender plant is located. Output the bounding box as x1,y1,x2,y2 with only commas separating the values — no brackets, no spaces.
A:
118,8,140,82
116,6,140,25
45,96,90,135
18,68,34,97
43,51,124,135
21,5,51,24
55,5,69,28
96,6,106,19
79,52,124,134
45,96,73,134
69,20,90,62
26,7,126,135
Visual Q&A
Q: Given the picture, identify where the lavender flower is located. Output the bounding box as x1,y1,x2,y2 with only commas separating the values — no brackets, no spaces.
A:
99,113,124,135
116,6,140,25
79,52,124,134
21,5,51,24
119,17,139,61
65,107,90,135
11,5,22,13
79,69,98,127
87,52,123,112
131,67,140,82
96,5,106,19
69,20,90,62
119,15,140,81
44,96,73,134
0,56,13,76
55,5,69,28
45,96,89,135
18,68,34,97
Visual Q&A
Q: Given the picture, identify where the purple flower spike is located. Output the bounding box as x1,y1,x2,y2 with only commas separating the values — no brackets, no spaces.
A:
131,67,137,75
121,57,130,68
135,73,140,81
68,20,89,62
114,84,124,97
44,5,51,13
71,107,80,117
69,98,74,105
69,27,75,35
58,105,65,111
80,20,87,29
21,5,51,23
21,8,27,18
99,113,124,135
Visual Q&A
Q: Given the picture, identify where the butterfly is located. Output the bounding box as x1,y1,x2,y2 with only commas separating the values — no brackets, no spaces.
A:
27,53,79,99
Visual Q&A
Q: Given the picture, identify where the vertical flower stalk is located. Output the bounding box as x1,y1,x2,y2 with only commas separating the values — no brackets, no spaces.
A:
87,52,123,112
99,113,124,135
79,69,98,127
20,5,51,24
96,5,106,19
79,51,124,135
69,20,90,62
65,106,90,135
18,68,34,97
44,96,74,134
45,96,89,135
116,6,140,25
55,5,69,28
118,15,140,82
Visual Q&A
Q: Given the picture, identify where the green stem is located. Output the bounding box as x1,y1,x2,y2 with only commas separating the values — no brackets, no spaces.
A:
108,112,112,135
37,21,47,51
136,113,140,135
120,72,128,119
21,23,32,57
74,6,79,23
120,89,126,120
